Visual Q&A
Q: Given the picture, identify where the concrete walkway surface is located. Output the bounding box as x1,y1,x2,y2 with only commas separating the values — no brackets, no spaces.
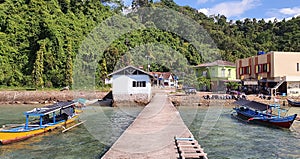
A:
102,93,193,159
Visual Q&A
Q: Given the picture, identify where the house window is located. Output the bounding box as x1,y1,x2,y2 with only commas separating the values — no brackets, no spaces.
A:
262,63,269,72
239,66,250,75
297,63,299,72
132,81,146,87
202,71,207,77
221,69,225,77
228,69,231,76
255,63,270,73
211,68,215,77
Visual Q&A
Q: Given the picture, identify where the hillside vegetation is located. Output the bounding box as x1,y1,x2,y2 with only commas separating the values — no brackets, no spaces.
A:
0,0,299,88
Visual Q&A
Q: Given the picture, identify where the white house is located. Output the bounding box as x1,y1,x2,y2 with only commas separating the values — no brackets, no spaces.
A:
108,65,153,106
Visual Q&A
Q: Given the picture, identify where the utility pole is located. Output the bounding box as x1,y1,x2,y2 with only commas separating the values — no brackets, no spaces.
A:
145,55,150,72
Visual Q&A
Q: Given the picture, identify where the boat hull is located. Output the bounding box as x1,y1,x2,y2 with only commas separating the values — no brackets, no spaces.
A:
249,115,297,129
233,108,297,129
98,98,113,106
0,116,78,145
287,99,300,107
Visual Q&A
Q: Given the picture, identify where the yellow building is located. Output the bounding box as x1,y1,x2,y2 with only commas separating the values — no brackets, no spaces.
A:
194,60,237,91
236,51,300,96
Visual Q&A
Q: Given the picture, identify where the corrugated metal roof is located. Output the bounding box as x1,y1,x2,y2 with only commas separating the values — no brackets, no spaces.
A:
195,60,235,67
234,99,269,111
108,65,153,77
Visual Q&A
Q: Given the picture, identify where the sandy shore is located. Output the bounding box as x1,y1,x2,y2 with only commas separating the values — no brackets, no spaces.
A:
0,90,107,104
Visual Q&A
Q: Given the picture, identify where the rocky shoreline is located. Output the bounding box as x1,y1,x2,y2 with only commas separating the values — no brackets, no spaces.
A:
0,90,107,105
168,92,300,123
168,92,291,107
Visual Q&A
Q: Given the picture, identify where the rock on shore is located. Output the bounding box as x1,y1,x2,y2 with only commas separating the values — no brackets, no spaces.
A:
0,90,107,104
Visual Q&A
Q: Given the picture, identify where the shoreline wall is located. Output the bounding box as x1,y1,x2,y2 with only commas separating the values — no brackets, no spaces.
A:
112,93,151,106
0,91,106,104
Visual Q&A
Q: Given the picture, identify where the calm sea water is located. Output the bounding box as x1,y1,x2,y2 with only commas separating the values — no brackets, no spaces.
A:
0,104,143,159
0,104,299,159
178,106,300,159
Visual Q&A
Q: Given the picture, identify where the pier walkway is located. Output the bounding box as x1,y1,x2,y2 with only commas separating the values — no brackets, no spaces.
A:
102,92,205,158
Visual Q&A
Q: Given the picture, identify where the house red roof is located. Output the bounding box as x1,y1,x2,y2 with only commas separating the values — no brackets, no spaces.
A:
195,60,235,67
149,72,173,79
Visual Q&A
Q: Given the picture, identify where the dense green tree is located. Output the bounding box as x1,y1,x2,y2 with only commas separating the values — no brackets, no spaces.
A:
32,39,46,88
0,0,299,88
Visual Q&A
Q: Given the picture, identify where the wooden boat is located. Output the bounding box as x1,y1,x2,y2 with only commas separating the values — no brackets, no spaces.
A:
287,99,300,107
232,99,297,129
98,98,113,106
98,91,113,106
0,101,80,145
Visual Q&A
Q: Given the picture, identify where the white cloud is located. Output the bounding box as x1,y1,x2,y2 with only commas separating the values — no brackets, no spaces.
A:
198,0,260,18
198,8,209,15
279,7,300,15
265,6,300,22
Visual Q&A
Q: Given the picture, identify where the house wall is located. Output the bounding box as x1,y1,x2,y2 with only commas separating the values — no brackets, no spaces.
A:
229,67,237,80
207,66,236,80
236,51,300,96
273,52,300,78
194,65,236,91
112,75,151,106
236,57,251,79
220,66,236,80
236,52,300,80
287,81,300,96
167,76,174,86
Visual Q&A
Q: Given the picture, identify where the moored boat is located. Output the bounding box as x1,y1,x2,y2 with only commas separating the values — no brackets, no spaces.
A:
232,99,297,129
98,98,113,106
287,99,300,107
0,101,79,145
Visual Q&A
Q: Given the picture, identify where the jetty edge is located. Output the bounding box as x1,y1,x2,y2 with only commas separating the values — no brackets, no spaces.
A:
102,92,207,159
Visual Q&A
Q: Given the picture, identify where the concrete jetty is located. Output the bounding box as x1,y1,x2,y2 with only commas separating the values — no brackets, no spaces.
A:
102,92,206,158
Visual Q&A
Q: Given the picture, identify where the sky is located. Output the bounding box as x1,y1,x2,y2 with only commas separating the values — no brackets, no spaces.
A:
124,0,300,21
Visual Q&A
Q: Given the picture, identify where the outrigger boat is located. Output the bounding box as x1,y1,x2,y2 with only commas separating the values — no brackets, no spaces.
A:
287,99,300,107
0,101,82,145
232,99,297,129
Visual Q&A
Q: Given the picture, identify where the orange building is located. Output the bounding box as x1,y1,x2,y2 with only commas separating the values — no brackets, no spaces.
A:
236,51,300,96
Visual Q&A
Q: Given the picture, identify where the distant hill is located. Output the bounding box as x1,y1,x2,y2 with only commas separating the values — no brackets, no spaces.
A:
0,0,299,88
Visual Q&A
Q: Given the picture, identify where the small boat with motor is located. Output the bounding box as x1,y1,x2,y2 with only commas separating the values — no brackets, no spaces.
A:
232,99,297,129
0,101,83,145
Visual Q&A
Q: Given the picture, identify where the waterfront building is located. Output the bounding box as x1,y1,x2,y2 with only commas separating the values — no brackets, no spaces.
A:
193,60,237,91
149,72,178,88
236,51,300,96
108,65,153,106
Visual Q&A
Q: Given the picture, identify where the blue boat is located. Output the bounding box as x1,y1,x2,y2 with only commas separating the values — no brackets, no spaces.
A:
287,99,300,107
232,99,297,129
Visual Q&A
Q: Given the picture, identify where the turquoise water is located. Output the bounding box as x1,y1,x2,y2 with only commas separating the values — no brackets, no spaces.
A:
0,104,299,159
0,104,143,159
178,106,300,159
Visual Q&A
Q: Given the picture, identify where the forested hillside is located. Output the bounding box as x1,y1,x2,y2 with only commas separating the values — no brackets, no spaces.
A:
0,0,299,88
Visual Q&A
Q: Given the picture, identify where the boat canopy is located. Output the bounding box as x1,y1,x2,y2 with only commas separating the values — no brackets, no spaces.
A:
24,101,77,116
234,99,269,111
